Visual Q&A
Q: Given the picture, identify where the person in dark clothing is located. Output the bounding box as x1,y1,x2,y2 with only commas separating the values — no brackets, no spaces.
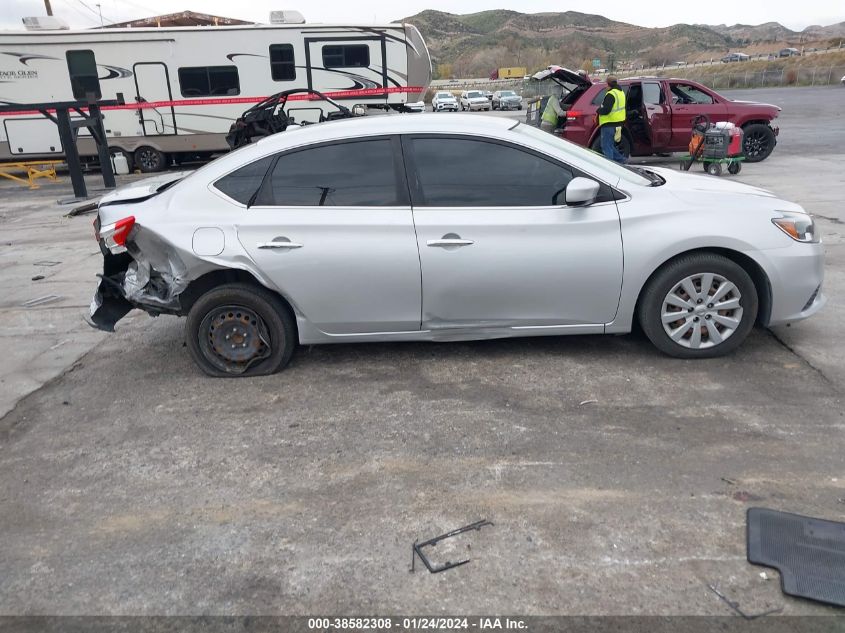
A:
595,76,627,163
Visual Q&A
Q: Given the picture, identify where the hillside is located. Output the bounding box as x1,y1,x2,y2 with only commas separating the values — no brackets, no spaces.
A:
402,9,843,78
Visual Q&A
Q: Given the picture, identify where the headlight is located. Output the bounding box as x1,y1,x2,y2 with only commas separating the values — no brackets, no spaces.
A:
772,211,819,243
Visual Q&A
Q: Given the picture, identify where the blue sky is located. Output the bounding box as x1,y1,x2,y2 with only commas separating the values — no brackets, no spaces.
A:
1,0,843,31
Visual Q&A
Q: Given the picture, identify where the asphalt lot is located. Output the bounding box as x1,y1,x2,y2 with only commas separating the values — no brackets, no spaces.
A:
0,85,844,616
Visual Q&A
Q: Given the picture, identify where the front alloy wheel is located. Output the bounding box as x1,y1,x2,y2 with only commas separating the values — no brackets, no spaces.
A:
660,273,743,350
638,254,758,358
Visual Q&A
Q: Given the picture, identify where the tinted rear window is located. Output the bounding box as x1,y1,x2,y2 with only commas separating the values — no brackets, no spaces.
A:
257,140,400,207
214,156,274,204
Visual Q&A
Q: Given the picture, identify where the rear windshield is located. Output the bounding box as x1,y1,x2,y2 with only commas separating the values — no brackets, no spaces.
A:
561,85,591,106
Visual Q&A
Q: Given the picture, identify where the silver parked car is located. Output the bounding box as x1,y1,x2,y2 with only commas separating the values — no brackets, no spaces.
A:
90,114,825,376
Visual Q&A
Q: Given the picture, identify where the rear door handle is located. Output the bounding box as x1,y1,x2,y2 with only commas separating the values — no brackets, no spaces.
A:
257,241,303,249
427,239,474,247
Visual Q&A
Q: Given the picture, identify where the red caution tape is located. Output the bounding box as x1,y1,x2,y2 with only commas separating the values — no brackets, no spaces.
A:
1,86,426,117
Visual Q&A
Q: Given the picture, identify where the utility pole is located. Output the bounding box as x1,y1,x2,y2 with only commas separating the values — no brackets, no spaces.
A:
44,0,53,16
96,3,104,26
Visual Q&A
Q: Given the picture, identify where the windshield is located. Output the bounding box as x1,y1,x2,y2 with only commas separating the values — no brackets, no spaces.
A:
500,91,516,97
512,124,652,187
467,91,483,98
437,92,453,99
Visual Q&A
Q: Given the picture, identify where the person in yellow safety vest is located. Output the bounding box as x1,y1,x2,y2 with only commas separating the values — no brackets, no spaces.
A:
540,95,566,133
595,76,627,163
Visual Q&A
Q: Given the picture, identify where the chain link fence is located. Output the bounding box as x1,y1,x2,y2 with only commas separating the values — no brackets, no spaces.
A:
425,65,845,103
682,66,845,90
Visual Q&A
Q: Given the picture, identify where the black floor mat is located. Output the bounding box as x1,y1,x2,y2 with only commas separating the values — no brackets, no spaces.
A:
747,507,845,607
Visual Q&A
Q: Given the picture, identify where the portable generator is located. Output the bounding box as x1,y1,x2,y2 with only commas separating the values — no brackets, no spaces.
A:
682,114,745,176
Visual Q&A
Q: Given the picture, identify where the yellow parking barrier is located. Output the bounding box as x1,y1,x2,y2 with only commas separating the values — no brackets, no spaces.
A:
0,160,63,189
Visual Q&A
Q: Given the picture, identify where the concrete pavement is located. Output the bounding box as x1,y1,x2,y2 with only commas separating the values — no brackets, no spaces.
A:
1,86,844,616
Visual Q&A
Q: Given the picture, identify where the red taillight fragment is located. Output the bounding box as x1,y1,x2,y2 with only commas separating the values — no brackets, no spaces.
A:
99,216,136,253
111,216,135,247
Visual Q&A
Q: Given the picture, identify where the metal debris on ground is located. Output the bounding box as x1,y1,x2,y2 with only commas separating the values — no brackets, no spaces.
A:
707,583,783,619
579,399,599,406
411,519,493,574
31,275,45,281
21,294,62,308
66,201,99,217
33,261,61,267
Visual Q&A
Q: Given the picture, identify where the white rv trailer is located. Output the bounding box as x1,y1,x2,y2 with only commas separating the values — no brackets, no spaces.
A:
0,17,431,171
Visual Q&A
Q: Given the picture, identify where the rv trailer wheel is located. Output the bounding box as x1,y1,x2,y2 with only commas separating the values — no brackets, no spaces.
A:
135,146,166,173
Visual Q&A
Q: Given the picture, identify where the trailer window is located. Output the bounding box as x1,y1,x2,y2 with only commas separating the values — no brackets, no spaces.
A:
269,44,296,81
66,50,101,100
322,45,370,69
178,66,240,97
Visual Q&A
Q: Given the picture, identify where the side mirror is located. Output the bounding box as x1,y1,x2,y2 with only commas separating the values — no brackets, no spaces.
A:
564,177,601,206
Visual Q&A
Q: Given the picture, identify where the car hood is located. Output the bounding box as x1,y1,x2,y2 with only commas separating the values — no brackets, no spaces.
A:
532,65,592,90
729,99,781,112
647,166,776,197
99,171,191,207
642,167,806,214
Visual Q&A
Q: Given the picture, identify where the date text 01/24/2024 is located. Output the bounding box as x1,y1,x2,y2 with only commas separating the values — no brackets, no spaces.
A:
306,617,528,630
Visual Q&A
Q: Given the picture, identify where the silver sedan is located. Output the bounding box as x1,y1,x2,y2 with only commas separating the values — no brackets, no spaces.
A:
90,114,825,376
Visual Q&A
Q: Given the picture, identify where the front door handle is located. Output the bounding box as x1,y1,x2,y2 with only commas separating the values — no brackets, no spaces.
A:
427,238,474,247
257,241,303,249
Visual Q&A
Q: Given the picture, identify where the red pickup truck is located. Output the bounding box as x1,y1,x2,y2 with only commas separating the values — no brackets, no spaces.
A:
532,67,781,162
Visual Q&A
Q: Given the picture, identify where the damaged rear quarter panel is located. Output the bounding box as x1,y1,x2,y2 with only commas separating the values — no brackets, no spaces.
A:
90,181,284,331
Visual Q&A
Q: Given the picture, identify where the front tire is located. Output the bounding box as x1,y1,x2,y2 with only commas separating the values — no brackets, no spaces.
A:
742,123,776,162
186,283,296,377
638,254,758,358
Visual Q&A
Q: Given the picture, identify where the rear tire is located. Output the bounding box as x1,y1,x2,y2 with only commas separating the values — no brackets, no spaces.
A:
135,146,166,173
186,283,296,377
638,253,758,359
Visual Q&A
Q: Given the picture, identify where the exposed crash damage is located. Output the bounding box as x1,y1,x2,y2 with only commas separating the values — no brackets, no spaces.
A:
89,172,201,332
89,224,190,331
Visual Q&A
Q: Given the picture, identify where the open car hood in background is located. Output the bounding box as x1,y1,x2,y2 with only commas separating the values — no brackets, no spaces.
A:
531,66,593,90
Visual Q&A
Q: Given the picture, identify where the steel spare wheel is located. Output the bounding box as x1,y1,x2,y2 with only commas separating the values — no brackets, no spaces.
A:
199,305,272,373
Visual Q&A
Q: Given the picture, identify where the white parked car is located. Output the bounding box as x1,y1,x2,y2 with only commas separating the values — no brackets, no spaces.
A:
89,114,825,376
841,74,845,85
404,101,426,113
432,91,459,112
460,90,490,111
